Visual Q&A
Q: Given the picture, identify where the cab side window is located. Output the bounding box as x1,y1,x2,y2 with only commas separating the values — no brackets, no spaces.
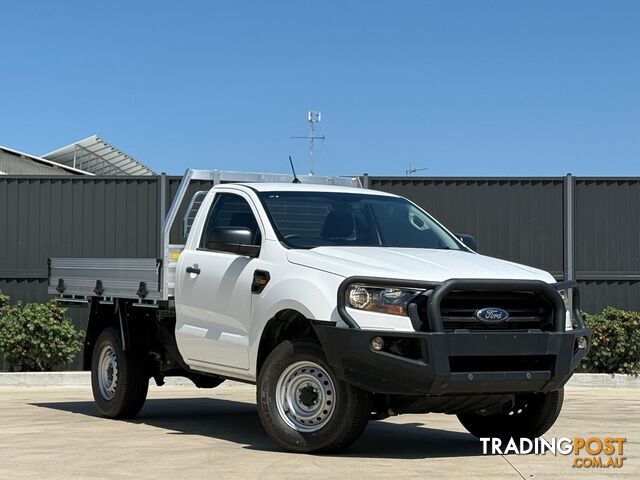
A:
200,193,262,249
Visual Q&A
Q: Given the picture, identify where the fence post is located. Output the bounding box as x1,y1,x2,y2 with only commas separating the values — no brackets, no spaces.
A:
362,173,370,189
563,173,575,281
563,173,575,312
158,173,167,259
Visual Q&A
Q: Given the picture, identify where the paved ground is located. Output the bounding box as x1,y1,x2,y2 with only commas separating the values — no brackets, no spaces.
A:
0,386,637,479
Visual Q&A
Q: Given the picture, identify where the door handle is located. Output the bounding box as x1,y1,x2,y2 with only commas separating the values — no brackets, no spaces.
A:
186,265,201,275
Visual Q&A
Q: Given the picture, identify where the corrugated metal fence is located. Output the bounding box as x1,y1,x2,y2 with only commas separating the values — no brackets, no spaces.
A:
574,178,640,312
1,173,639,369
368,177,565,277
0,176,161,370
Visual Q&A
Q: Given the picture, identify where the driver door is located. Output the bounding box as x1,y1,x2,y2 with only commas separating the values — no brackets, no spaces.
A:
175,191,263,372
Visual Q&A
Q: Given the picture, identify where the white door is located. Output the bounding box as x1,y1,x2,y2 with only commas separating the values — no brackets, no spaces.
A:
175,191,264,372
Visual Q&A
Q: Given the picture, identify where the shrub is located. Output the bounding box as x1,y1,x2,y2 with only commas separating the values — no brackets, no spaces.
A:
0,295,84,371
580,307,640,375
0,291,9,311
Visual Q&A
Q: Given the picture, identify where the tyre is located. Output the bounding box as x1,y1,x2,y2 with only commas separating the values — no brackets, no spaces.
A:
457,389,564,440
91,327,149,419
257,339,372,453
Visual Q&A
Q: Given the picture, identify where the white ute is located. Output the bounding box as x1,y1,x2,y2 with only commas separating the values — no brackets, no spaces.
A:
49,169,591,453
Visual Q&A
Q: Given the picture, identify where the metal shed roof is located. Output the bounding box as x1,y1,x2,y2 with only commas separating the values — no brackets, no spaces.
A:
0,144,93,175
43,135,155,176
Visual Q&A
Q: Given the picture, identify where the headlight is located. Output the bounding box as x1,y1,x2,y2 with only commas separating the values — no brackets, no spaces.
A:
345,285,422,316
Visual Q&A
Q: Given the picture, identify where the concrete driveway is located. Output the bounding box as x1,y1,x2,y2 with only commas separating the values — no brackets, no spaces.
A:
0,386,637,479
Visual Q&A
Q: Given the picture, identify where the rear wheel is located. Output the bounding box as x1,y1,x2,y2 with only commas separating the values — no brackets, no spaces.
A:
91,327,149,418
257,340,372,453
457,389,564,440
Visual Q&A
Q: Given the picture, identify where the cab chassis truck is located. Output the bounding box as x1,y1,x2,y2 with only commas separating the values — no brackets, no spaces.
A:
49,169,591,453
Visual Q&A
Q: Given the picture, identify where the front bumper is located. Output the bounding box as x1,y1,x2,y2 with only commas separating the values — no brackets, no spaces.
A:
313,325,591,395
313,277,592,396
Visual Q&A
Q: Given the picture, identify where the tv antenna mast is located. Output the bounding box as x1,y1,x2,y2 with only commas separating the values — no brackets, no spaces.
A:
406,163,429,176
291,111,325,175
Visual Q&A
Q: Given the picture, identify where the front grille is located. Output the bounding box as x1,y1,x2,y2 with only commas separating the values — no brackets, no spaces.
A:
429,291,553,332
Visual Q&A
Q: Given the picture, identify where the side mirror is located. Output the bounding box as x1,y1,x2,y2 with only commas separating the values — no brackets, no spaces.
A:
457,233,477,252
205,227,260,257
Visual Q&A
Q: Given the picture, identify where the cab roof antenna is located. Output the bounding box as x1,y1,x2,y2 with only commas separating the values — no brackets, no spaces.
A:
289,156,301,183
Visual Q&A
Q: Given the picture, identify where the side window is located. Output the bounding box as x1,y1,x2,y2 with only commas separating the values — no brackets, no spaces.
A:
200,193,262,249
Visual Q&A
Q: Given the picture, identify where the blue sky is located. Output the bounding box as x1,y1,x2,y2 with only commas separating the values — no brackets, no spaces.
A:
1,1,639,176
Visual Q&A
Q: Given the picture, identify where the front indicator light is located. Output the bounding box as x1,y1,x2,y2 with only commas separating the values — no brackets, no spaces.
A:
576,336,588,350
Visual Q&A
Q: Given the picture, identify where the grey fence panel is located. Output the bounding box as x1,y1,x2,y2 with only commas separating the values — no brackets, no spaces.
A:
574,179,640,311
0,278,48,303
577,280,640,313
0,176,160,277
575,179,640,277
0,176,161,371
369,178,565,277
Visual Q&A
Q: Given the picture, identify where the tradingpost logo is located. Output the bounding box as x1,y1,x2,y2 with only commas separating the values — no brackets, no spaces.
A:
481,437,626,469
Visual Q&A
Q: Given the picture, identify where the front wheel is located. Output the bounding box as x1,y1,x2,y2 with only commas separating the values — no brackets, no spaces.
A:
457,389,564,441
91,327,149,419
257,340,372,453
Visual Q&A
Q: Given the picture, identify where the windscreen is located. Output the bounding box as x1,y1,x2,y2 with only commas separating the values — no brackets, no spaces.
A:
258,191,464,250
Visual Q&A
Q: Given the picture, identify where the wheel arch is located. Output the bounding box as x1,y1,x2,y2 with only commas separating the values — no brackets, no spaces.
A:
256,309,321,375
84,299,119,370
83,299,152,370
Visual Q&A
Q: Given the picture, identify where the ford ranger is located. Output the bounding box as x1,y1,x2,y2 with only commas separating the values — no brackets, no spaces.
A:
49,169,591,453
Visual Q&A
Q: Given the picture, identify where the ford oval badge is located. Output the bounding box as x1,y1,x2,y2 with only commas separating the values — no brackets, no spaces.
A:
474,307,510,323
